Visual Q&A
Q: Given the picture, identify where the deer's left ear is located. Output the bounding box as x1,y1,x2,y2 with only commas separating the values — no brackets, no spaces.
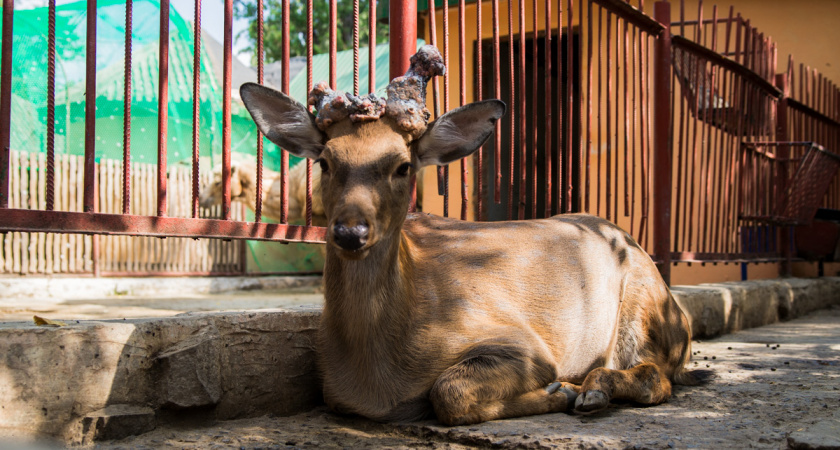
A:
414,99,506,167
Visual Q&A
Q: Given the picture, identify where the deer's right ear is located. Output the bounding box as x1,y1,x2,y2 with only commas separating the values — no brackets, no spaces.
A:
414,99,506,167
240,83,327,160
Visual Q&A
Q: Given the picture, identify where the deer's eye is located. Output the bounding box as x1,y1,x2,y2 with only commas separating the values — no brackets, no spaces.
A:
395,162,412,177
317,158,330,174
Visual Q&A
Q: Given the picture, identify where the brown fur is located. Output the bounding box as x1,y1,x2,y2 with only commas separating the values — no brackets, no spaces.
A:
240,82,707,426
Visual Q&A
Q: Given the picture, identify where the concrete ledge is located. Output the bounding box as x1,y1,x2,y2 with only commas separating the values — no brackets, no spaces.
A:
0,307,322,444
0,276,838,444
0,275,322,300
672,277,840,338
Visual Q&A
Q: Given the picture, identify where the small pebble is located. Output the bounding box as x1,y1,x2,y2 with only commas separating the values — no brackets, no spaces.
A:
771,368,777,371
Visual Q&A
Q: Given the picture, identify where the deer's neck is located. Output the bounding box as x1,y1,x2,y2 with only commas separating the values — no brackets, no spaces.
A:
321,231,416,345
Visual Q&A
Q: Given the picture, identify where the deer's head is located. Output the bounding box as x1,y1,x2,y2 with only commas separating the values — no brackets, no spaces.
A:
241,45,505,260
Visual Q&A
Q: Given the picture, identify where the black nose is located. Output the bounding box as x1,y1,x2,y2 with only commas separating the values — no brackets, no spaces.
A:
333,221,369,251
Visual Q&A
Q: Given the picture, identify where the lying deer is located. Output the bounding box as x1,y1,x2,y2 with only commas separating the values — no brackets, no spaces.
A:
240,45,709,425
198,159,327,226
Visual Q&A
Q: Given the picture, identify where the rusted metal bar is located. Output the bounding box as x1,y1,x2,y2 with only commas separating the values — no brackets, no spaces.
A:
556,0,563,215
605,11,612,221
191,0,200,218
565,0,574,212
157,0,170,217
305,0,313,225
596,5,602,217
390,0,417,78
369,0,375,93
543,0,552,217
612,14,619,221
584,0,592,214
476,0,484,218
254,0,264,223
459,0,468,220
330,0,337,87
428,0,443,201
0,209,327,243
531,0,538,218
494,0,503,205
506,0,515,220
442,0,450,217
622,18,629,217
281,0,290,223
638,26,650,249
47,0,57,211
518,0,527,219
0,0,12,209
652,1,672,284
629,24,637,235
353,0,359,95
84,0,97,213
220,0,235,221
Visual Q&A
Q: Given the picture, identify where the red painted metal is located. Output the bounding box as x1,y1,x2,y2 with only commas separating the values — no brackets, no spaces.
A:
442,0,450,217
222,0,233,220
191,0,201,218
565,0,573,212
158,0,170,217
305,0,313,226
82,0,99,214
517,0,526,220
0,0,13,209
493,0,502,205
353,0,359,96
330,0,338,87
653,1,672,284
531,0,538,219
0,209,326,243
584,0,592,214
389,0,417,79
506,0,515,220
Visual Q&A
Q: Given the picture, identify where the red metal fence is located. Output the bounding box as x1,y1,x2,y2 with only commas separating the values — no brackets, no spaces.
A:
1,0,838,283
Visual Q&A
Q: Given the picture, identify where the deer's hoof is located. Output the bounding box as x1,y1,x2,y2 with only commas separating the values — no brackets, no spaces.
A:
573,389,608,415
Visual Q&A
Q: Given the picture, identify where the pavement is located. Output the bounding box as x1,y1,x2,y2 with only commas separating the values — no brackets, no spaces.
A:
61,304,840,449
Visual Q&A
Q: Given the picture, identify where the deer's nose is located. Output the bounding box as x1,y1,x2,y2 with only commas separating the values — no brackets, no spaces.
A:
333,221,369,251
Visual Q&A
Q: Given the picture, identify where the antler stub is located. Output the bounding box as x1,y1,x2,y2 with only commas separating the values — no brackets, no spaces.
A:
386,45,446,138
306,45,445,137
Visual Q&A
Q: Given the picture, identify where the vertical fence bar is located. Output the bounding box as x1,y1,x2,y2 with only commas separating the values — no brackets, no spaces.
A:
518,0,527,219
254,0,264,222
221,0,233,219
305,0,313,225
493,0,502,205
458,0,468,220
368,0,375,94
585,0,592,213
605,11,611,221
191,0,201,219
46,0,57,211
565,0,573,212
475,0,483,218
653,1,672,284
543,0,551,216
531,0,538,218
775,73,791,276
157,0,170,217
555,0,562,214
83,0,97,213
442,0,450,217
281,0,289,223
507,0,515,220
329,0,337,87
0,0,12,209
353,0,359,96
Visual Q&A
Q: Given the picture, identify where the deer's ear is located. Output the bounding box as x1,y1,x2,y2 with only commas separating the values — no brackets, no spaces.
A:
240,82,327,160
414,99,506,167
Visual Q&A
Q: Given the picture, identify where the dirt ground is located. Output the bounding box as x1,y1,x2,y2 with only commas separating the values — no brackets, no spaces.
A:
56,304,840,450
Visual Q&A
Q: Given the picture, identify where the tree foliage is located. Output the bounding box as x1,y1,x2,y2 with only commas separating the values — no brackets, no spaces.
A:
234,0,389,63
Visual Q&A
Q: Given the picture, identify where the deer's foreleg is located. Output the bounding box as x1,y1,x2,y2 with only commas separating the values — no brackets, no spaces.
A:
429,343,577,426
574,362,672,414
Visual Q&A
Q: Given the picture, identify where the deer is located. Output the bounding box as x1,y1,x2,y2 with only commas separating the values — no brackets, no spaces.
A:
239,45,710,426
198,159,327,226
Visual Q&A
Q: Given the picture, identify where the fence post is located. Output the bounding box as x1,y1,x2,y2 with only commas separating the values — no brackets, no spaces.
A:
653,2,672,285
775,73,792,277
390,0,418,210
0,0,15,209
389,0,417,79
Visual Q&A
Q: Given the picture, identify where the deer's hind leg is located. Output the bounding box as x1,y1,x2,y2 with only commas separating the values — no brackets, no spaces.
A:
430,340,578,426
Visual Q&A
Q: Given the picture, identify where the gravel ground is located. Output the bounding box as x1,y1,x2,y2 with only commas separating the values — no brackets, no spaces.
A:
76,304,840,449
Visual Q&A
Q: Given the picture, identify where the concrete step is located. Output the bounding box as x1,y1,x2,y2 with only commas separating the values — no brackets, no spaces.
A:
0,276,838,444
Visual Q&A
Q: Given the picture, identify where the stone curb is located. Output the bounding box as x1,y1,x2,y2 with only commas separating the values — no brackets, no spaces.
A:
0,275,323,300
0,276,838,444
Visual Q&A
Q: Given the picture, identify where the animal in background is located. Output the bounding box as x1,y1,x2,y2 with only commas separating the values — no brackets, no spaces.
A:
240,45,710,425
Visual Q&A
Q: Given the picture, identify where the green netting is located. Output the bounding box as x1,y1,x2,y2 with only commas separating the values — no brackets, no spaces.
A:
0,0,277,169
